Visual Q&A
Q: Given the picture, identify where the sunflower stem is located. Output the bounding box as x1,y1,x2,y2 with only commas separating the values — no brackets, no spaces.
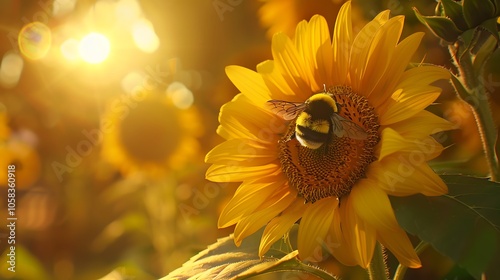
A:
294,262,338,280
393,241,429,280
449,44,500,181
367,242,388,280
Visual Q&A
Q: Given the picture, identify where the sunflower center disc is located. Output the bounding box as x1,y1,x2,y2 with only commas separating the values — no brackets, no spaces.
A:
119,99,181,163
278,86,379,203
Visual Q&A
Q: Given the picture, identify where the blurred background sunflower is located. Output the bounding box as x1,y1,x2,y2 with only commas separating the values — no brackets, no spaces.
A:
101,87,202,177
0,0,497,279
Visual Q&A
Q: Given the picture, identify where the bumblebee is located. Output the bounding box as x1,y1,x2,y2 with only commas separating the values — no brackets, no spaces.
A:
267,91,367,149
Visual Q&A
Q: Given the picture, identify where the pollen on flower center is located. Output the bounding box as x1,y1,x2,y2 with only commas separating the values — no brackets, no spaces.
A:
278,86,379,203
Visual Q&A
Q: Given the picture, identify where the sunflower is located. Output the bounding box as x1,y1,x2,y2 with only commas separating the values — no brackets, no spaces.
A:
206,1,453,269
0,140,41,189
101,89,201,177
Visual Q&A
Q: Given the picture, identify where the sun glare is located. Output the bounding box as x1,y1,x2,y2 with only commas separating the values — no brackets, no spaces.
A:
78,33,111,64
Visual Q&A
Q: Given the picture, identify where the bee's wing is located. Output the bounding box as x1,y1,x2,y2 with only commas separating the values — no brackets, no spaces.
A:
266,100,306,121
331,114,368,140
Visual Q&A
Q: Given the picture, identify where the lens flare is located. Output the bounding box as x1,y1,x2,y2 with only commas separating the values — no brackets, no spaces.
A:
78,33,111,64
18,22,52,60
132,18,160,53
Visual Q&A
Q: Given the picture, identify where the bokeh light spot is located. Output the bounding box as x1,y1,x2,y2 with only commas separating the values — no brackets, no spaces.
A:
116,0,142,24
167,82,194,109
18,22,52,60
78,33,111,64
132,18,160,53
121,71,145,94
52,0,77,17
60,38,80,61
0,52,24,88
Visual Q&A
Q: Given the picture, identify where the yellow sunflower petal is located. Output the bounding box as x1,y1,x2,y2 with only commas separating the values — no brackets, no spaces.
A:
226,65,271,104
349,10,390,93
218,176,287,228
376,128,407,160
327,208,358,266
339,195,376,268
294,15,332,88
271,32,311,95
349,179,422,268
390,110,456,139
377,128,444,160
397,66,450,94
380,66,450,125
205,139,277,166
293,20,313,90
377,229,421,268
206,162,280,183
217,94,285,141
258,60,309,102
259,198,307,256
361,16,404,98
332,1,352,85
297,196,338,260
369,32,425,108
350,179,399,231
234,188,296,246
380,91,441,125
367,155,448,196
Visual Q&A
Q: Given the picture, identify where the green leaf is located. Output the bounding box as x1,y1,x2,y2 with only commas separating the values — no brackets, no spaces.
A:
0,246,52,280
463,0,495,28
472,32,498,74
390,175,500,279
413,8,462,42
458,28,477,57
161,227,336,280
440,0,468,30
449,73,471,102
493,0,500,16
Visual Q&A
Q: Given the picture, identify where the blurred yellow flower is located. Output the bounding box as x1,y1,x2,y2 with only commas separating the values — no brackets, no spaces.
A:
206,1,453,268
258,0,345,38
0,139,41,189
101,91,201,177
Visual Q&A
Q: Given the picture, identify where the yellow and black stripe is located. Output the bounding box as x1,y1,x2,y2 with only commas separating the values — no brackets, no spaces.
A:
295,93,337,149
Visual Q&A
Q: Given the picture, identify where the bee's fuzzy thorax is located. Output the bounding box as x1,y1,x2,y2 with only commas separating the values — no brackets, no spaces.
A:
307,93,338,114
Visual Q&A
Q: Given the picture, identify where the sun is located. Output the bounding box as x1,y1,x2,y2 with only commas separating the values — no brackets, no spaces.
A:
78,32,111,64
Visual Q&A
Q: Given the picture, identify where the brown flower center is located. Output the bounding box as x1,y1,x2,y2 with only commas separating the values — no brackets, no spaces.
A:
119,99,181,163
278,86,379,203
